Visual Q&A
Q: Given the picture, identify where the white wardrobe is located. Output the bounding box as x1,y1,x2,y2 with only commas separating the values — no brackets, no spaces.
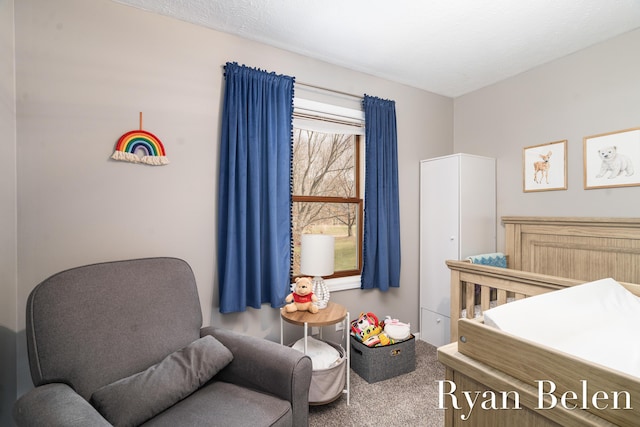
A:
419,154,496,347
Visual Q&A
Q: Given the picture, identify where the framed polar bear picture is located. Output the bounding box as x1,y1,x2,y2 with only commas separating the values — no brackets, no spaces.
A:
584,127,640,189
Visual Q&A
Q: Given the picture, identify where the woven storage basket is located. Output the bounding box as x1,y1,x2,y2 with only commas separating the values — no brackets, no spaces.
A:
350,335,415,383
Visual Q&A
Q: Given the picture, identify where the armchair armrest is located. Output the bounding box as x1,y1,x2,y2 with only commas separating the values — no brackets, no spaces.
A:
14,383,111,427
201,326,312,427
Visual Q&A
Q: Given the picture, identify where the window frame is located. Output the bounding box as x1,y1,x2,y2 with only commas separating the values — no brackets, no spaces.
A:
290,98,365,290
291,134,363,280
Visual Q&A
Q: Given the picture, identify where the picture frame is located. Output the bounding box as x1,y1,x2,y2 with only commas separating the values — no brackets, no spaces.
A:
584,127,640,190
523,140,567,192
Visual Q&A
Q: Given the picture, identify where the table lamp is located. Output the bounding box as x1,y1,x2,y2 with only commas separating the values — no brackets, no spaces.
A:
300,234,334,309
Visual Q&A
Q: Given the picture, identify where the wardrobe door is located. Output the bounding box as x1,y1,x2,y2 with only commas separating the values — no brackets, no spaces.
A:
420,155,460,317
419,154,496,347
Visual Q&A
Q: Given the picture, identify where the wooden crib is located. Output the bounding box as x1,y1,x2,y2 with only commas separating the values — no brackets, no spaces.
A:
450,216,640,340
439,216,640,426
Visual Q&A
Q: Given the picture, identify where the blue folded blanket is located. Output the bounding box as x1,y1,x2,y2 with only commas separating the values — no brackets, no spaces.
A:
466,252,507,268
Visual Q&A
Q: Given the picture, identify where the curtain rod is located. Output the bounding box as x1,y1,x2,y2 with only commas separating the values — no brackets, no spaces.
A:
295,81,363,101
219,65,363,100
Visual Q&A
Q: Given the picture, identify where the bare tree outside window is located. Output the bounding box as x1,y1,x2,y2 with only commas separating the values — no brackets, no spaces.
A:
292,128,362,278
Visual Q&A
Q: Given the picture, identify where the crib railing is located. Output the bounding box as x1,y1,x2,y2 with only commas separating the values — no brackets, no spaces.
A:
445,260,581,343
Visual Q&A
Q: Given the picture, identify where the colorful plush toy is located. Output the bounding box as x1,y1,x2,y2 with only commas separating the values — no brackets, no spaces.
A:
285,277,319,314
350,312,382,342
362,331,394,347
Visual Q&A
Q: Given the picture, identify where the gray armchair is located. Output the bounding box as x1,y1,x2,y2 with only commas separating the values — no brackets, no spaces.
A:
13,257,312,426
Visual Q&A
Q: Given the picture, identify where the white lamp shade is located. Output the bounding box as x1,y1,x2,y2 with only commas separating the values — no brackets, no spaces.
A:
300,234,335,276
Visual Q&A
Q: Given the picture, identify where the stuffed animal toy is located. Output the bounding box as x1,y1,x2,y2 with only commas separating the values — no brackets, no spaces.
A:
383,316,411,341
362,331,394,347
285,277,319,314
350,312,382,342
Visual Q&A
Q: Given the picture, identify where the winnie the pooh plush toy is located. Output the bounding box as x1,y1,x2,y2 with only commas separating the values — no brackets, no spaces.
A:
285,277,319,314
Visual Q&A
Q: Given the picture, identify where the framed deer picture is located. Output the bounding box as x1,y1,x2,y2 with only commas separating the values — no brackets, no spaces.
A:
523,140,567,192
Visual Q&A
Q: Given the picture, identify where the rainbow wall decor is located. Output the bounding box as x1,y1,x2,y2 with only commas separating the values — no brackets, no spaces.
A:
111,113,169,165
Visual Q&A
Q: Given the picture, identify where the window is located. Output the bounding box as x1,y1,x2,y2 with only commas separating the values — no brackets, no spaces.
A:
291,99,364,281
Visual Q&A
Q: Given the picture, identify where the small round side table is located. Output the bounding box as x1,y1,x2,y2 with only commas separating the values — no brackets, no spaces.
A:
280,301,350,405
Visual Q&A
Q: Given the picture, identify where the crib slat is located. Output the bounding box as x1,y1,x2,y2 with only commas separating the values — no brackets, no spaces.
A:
497,289,507,306
465,282,475,318
480,286,491,312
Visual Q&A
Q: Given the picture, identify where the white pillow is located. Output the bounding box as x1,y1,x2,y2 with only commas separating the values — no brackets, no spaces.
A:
292,336,341,370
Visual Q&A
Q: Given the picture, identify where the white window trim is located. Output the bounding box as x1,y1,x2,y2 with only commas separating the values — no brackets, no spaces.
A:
293,98,365,135
290,275,360,293
293,98,364,123
325,275,361,291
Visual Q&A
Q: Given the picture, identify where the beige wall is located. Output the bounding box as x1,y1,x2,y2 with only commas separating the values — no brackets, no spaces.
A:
0,0,18,424
12,0,637,415
12,0,451,400
454,29,640,247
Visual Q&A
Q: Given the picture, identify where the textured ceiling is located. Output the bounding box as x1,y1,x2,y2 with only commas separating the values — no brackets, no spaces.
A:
112,0,640,97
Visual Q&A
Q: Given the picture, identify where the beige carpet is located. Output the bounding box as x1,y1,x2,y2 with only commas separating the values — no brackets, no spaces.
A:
308,339,445,427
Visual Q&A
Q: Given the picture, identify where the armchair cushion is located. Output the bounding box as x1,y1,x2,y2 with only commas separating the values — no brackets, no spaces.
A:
203,326,313,427
91,335,233,426
13,383,111,427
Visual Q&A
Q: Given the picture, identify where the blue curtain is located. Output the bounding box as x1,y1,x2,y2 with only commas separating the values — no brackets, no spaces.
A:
217,62,294,313
361,95,401,290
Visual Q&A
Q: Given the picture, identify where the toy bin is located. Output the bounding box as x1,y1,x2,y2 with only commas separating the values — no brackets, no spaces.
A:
290,338,346,405
350,335,415,383
307,341,346,404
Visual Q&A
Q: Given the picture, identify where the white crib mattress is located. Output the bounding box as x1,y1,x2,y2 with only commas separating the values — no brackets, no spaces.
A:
483,278,640,378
